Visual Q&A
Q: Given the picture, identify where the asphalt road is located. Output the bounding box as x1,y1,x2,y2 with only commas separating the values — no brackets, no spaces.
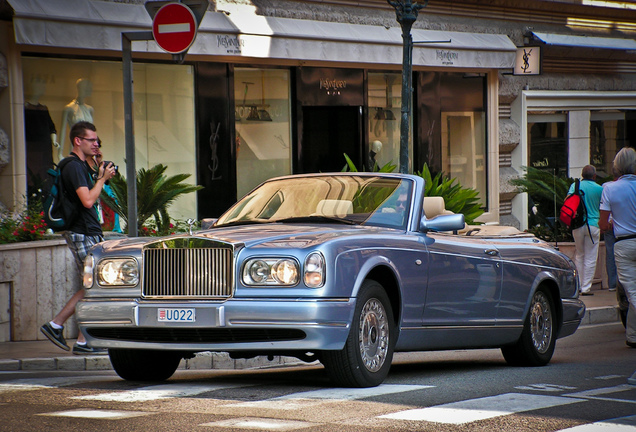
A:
0,322,634,432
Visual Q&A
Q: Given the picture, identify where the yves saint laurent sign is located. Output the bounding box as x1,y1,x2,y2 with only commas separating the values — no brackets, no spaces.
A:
514,46,541,75
298,68,363,106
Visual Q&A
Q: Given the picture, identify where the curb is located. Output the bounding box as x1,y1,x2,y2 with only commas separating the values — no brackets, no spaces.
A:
0,351,312,373
580,305,621,326
0,306,620,373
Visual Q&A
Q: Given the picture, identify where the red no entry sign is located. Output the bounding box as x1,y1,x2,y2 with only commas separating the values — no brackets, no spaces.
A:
152,3,197,54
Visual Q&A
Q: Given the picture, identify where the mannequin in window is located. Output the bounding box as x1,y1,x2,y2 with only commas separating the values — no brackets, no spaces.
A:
59,78,94,161
368,140,383,171
24,77,58,190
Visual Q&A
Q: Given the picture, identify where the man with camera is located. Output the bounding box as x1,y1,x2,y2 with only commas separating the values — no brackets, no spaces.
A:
40,121,117,355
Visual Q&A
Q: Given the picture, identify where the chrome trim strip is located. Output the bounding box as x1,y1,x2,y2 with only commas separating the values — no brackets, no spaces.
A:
228,320,349,327
401,325,524,330
80,320,133,325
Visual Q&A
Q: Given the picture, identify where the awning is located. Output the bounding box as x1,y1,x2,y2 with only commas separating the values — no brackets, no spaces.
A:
531,31,636,51
7,0,516,69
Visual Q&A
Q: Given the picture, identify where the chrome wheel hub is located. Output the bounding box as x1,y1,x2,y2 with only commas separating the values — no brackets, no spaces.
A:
358,298,389,372
530,291,552,354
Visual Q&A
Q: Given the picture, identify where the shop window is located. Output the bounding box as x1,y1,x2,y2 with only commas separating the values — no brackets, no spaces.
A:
234,68,292,198
367,73,402,171
417,72,487,207
22,57,196,221
590,111,626,178
528,113,568,177
441,111,486,202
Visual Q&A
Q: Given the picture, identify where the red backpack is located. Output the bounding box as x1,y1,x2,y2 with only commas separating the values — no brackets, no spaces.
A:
559,179,587,229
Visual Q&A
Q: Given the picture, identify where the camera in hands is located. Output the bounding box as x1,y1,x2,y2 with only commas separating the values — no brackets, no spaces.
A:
103,161,119,175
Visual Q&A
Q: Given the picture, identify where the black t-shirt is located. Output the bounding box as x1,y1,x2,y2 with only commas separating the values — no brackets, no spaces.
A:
61,153,102,235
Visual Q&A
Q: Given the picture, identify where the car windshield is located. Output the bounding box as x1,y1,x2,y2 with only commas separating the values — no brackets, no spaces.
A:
216,175,413,229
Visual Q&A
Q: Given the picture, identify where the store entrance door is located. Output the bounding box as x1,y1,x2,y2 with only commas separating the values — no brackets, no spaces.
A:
301,106,362,173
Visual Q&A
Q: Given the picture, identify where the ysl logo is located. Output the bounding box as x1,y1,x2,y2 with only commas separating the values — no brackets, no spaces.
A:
522,48,533,73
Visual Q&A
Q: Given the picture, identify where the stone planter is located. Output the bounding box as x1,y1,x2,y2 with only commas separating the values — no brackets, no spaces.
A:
552,241,607,289
0,238,80,342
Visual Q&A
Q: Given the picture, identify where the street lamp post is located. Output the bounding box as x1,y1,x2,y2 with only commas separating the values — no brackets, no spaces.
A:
388,0,427,173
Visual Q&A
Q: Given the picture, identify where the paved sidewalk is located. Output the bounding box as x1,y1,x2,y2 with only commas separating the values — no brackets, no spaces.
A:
0,289,623,373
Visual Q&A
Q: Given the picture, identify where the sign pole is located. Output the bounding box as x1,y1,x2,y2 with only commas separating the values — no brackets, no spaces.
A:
122,31,153,237
120,0,205,236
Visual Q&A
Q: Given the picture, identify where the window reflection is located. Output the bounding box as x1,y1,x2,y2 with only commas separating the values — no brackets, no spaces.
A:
234,68,292,198
22,57,197,220
528,113,568,177
367,73,402,171
590,111,626,177
442,111,486,205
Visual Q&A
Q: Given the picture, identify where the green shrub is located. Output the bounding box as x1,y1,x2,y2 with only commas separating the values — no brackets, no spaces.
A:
100,164,203,235
509,166,573,242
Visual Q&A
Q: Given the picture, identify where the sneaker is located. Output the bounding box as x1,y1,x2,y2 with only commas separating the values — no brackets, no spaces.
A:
72,343,107,355
40,322,70,351
580,291,594,296
627,341,636,349
609,287,617,292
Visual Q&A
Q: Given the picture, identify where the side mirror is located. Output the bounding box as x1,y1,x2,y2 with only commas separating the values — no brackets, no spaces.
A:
419,213,465,233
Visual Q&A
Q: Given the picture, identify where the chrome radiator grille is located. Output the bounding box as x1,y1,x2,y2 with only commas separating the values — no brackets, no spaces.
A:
143,247,234,299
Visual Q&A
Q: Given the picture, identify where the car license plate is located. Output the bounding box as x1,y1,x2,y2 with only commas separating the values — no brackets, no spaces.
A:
157,308,195,322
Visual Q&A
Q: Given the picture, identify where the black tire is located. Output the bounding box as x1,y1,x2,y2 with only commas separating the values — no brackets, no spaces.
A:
321,280,396,387
501,287,556,367
109,348,182,381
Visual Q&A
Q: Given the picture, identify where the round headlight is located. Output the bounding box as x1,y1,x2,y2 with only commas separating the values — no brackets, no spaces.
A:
272,259,299,285
247,260,270,284
243,258,300,286
97,258,139,286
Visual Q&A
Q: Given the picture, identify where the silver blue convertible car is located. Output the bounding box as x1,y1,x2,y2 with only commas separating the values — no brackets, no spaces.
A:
77,173,585,387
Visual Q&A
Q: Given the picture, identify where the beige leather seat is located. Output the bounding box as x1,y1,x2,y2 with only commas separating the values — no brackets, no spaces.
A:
423,196,522,236
316,199,353,217
423,196,455,219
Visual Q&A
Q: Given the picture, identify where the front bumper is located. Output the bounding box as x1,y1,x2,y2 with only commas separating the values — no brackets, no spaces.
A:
76,297,354,352
558,298,586,338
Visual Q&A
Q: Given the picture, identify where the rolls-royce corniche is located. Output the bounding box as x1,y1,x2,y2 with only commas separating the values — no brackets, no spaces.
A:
77,173,585,387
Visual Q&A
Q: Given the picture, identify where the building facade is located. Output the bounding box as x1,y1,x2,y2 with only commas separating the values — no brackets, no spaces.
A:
1,0,636,229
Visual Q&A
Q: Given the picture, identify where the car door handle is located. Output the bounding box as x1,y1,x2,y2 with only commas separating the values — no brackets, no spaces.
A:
484,249,499,256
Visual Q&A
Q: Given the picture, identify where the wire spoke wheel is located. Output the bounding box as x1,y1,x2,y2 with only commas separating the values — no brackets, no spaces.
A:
359,298,389,373
501,286,556,366
321,279,395,387
530,290,553,354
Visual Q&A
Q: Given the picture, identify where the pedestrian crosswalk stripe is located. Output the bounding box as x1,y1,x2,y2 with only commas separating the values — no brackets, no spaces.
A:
229,384,433,410
514,383,577,392
379,393,586,424
0,376,111,392
38,409,152,419
557,415,636,431
201,417,317,430
74,382,253,402
563,384,636,405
